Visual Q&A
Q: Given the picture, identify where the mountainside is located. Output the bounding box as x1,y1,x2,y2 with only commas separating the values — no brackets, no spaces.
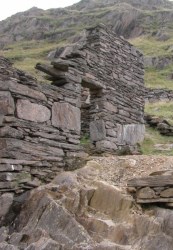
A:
0,0,173,89
0,0,173,48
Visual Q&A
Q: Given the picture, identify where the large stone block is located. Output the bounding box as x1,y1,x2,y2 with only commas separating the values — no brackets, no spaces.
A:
103,102,117,113
117,124,145,145
17,99,51,123
1,81,47,101
90,120,106,142
0,91,14,115
52,102,80,131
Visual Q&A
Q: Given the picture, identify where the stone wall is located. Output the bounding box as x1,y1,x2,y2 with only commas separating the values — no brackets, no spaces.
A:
47,24,145,153
128,171,173,207
0,25,145,193
0,57,84,193
145,88,173,102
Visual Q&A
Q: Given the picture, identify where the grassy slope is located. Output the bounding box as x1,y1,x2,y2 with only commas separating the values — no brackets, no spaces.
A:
141,126,173,155
130,34,173,89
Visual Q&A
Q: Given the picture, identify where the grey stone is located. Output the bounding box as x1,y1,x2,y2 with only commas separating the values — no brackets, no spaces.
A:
8,81,47,101
0,227,9,243
160,188,173,198
16,100,51,123
117,124,145,145
103,102,118,113
26,238,61,250
0,243,19,250
90,120,106,142
0,115,4,126
0,192,14,219
0,91,15,115
52,102,80,131
137,187,156,199
106,128,117,137
96,140,117,151
0,126,23,139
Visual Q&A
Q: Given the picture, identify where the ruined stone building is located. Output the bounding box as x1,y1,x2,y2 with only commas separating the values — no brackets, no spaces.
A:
0,25,145,193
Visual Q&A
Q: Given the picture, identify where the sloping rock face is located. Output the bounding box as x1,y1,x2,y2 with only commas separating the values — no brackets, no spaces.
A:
0,0,173,48
1,159,173,250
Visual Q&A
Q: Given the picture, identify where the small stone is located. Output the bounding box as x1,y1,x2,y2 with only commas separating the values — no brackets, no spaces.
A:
160,188,173,198
0,91,15,115
137,187,156,199
127,187,136,193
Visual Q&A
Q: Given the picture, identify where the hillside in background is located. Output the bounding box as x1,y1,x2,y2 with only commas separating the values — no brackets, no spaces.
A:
0,0,173,88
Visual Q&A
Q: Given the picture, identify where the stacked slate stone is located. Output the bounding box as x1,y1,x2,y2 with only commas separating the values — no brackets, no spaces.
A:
145,114,173,136
37,24,145,153
145,88,173,103
0,24,145,193
0,56,84,194
128,171,173,207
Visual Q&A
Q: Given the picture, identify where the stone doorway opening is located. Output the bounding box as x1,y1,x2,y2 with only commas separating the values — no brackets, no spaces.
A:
81,77,104,151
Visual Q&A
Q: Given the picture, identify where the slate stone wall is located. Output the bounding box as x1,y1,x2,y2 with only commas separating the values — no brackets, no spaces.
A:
0,57,84,193
0,25,145,193
145,88,173,102
84,25,145,152
53,24,145,153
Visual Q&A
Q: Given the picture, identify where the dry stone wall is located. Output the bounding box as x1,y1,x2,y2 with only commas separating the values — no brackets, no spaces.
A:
145,88,173,102
0,25,145,193
128,171,173,207
50,24,145,153
0,57,83,194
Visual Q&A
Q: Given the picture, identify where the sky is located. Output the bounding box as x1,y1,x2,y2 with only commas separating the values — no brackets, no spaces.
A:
0,0,80,21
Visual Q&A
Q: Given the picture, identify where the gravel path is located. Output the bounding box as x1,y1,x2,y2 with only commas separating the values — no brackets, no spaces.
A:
89,155,173,188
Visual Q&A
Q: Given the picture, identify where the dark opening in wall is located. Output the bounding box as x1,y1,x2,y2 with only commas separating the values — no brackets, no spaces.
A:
81,87,90,138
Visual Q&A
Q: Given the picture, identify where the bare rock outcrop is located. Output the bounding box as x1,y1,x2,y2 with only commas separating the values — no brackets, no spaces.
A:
1,159,173,249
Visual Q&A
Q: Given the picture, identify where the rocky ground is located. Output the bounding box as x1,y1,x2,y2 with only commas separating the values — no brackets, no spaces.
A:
1,155,173,250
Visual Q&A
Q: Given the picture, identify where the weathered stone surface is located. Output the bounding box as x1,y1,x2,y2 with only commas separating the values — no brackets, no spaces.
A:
104,102,118,113
26,238,61,250
16,99,51,123
117,124,145,145
96,140,117,151
137,187,156,199
0,91,14,115
0,227,9,243
0,126,23,139
8,81,47,101
0,138,64,160
106,128,117,137
0,243,18,250
90,120,106,142
137,234,173,250
90,181,133,221
52,102,80,131
160,188,173,198
128,175,173,187
0,193,14,220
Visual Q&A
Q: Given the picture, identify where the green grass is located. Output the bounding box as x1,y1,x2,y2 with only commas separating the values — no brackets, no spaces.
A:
141,126,173,155
145,65,173,89
80,134,90,145
145,101,173,125
0,40,68,80
142,102,173,155
130,35,173,57
130,35,173,89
